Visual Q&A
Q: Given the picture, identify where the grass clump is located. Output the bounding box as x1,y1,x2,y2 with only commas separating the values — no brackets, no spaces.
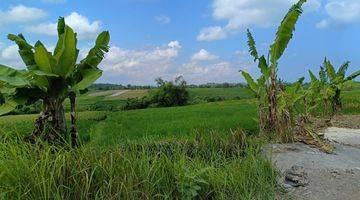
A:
0,131,278,200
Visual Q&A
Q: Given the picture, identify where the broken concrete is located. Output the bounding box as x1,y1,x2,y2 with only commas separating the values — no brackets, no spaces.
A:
284,165,309,187
323,127,360,148
270,127,360,200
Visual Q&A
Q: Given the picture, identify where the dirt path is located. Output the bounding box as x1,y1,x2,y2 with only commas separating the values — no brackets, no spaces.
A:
270,127,360,200
109,90,128,97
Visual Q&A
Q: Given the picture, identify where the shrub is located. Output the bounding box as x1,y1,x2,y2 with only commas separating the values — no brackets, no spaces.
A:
122,96,152,110
151,76,189,107
89,102,116,111
123,76,190,110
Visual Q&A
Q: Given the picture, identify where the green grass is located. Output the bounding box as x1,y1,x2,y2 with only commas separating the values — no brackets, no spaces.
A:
63,95,126,112
90,100,258,146
1,87,359,199
0,100,258,146
341,90,360,115
188,87,252,100
0,111,107,142
0,132,278,200
61,87,252,112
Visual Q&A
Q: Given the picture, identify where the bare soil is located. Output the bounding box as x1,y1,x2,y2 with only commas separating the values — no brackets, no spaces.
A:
330,115,360,129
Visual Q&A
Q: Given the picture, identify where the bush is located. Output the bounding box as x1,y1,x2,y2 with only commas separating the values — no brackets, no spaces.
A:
189,96,227,104
122,96,152,110
151,76,189,107
10,101,42,115
122,76,190,110
89,102,116,111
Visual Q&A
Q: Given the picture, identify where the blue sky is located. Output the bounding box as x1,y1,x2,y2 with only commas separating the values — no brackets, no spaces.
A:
0,0,359,85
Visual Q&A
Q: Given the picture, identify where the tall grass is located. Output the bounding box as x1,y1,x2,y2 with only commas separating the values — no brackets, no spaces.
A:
91,100,258,146
0,131,278,200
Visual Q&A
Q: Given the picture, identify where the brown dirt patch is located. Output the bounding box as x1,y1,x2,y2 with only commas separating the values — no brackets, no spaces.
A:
330,115,360,129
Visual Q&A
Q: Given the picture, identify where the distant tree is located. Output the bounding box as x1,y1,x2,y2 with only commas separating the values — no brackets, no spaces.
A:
152,76,189,107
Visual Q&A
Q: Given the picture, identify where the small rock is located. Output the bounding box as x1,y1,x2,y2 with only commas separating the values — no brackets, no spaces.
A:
330,169,340,178
284,165,309,187
345,169,355,175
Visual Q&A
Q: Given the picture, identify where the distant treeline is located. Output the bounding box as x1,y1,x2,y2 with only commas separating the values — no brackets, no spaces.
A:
89,84,155,90
90,81,360,91
90,82,248,90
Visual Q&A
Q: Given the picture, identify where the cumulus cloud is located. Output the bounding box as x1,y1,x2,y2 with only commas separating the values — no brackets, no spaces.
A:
317,0,360,28
155,15,171,24
0,45,24,69
178,61,239,84
191,49,218,62
176,48,256,84
197,26,227,41
198,0,320,41
98,41,182,84
26,12,101,39
0,5,46,24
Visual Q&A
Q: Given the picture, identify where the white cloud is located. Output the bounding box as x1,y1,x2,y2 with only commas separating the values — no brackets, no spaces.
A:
198,0,320,41
26,12,101,39
26,23,57,35
197,26,227,41
0,45,24,69
316,19,329,28
0,5,46,24
155,15,171,24
191,49,218,62
0,44,58,70
179,61,239,84
317,0,360,28
99,41,182,84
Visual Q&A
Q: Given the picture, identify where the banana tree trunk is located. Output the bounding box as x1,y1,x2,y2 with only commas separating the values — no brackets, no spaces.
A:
257,100,267,134
44,99,67,143
26,110,50,143
332,89,342,113
268,68,278,133
69,93,78,147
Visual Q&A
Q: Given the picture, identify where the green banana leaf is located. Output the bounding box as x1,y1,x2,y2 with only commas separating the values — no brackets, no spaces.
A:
54,26,78,77
34,41,55,73
270,0,306,65
73,68,102,91
241,70,258,95
0,64,29,87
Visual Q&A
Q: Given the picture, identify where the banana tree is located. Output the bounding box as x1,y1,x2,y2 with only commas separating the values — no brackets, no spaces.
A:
241,66,268,132
323,58,360,112
240,30,269,132
241,0,306,134
277,77,305,141
307,67,333,116
268,0,306,132
0,17,110,146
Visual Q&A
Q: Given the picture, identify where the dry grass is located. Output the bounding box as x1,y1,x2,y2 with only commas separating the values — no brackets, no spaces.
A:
104,89,149,100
